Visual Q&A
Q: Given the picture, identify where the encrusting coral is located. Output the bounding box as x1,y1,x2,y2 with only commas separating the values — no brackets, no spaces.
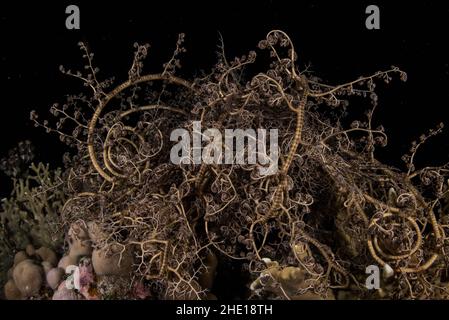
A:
3,245,57,299
12,259,44,298
92,244,133,276
46,267,65,290
2,221,139,299
250,258,334,300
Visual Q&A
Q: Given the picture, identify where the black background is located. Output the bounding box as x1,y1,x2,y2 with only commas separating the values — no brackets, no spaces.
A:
1,0,449,197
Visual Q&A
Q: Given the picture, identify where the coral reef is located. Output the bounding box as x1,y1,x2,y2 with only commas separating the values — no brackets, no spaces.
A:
2,30,449,299
0,144,66,292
